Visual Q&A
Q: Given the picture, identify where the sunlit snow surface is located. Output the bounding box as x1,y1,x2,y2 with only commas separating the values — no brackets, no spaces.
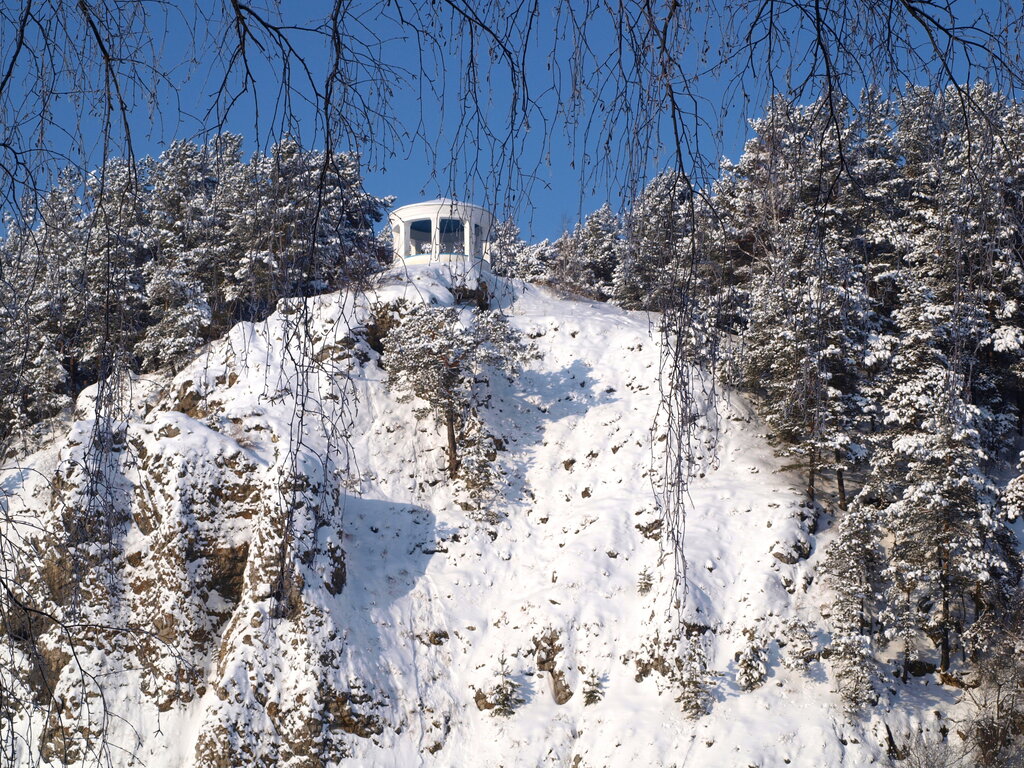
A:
3,262,962,767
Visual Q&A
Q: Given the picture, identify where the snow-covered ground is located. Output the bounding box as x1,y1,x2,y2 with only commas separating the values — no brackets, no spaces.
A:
3,262,963,767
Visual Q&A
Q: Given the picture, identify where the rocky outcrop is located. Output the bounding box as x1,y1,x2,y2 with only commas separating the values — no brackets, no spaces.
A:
534,629,575,705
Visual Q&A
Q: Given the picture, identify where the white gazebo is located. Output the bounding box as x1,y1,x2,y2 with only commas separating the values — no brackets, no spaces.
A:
388,198,496,265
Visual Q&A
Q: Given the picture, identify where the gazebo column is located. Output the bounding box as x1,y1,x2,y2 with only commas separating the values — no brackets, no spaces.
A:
400,220,411,258
463,217,472,256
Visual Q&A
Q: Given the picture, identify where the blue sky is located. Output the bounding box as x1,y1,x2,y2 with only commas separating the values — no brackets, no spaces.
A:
5,1,1016,241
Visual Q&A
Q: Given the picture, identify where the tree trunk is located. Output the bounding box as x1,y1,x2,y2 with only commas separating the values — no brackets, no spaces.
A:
836,467,847,512
807,449,817,506
445,405,459,476
939,555,951,673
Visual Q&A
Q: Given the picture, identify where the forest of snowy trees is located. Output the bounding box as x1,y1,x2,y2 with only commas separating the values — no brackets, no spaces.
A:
3,84,1024,749
0,136,390,443
496,83,1024,728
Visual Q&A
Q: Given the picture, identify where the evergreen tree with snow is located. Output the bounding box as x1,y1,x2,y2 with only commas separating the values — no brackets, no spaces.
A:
583,669,604,705
0,223,68,437
219,137,388,323
490,654,525,717
136,140,218,370
489,218,548,280
736,626,768,690
75,156,149,376
870,222,1013,675
548,203,622,299
822,500,882,707
1001,456,1024,525
382,304,534,477
728,96,870,506
613,170,691,310
677,635,714,718
865,84,1024,674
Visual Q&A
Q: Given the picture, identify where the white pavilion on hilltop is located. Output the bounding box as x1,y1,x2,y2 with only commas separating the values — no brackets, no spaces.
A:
388,198,496,265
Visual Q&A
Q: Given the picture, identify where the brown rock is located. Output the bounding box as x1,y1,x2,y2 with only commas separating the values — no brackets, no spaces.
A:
474,688,496,711
534,629,574,705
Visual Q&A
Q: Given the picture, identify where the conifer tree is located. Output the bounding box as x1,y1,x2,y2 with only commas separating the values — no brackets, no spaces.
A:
677,635,714,718
730,96,869,505
867,84,1023,673
736,626,768,690
70,157,149,378
490,654,525,717
548,203,621,299
490,218,547,280
583,669,604,705
822,500,882,706
136,140,218,370
614,170,691,310
382,304,533,476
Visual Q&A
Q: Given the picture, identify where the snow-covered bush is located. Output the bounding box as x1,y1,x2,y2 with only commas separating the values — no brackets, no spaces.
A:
736,626,768,690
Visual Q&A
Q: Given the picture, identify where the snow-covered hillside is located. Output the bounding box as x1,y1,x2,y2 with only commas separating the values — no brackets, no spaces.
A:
3,262,962,767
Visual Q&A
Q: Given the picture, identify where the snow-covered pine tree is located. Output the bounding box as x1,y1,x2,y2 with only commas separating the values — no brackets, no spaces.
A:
521,239,558,282
487,217,519,276
730,96,870,506
223,138,314,317
613,170,691,310
741,215,869,506
202,133,252,332
846,87,905,323
490,654,525,717
136,140,217,371
381,304,533,477
301,149,391,289
677,635,714,718
868,84,1023,674
0,223,70,438
822,499,882,707
76,156,149,375
944,84,1024,460
220,138,388,323
548,203,621,299
582,669,604,705
575,203,621,298
1002,456,1024,524
29,170,88,390
736,626,768,690
489,218,545,280
843,88,905,442
779,619,816,672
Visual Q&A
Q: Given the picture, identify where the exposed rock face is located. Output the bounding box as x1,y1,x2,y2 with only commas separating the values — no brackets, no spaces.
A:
534,629,574,705
5,312,372,764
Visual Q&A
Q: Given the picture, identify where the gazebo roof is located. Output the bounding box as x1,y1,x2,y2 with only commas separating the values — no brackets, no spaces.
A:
390,198,495,222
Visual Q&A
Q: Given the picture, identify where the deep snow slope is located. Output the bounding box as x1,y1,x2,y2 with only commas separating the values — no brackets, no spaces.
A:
3,263,952,767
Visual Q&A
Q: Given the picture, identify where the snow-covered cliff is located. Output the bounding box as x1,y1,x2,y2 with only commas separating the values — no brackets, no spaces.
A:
2,263,961,767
